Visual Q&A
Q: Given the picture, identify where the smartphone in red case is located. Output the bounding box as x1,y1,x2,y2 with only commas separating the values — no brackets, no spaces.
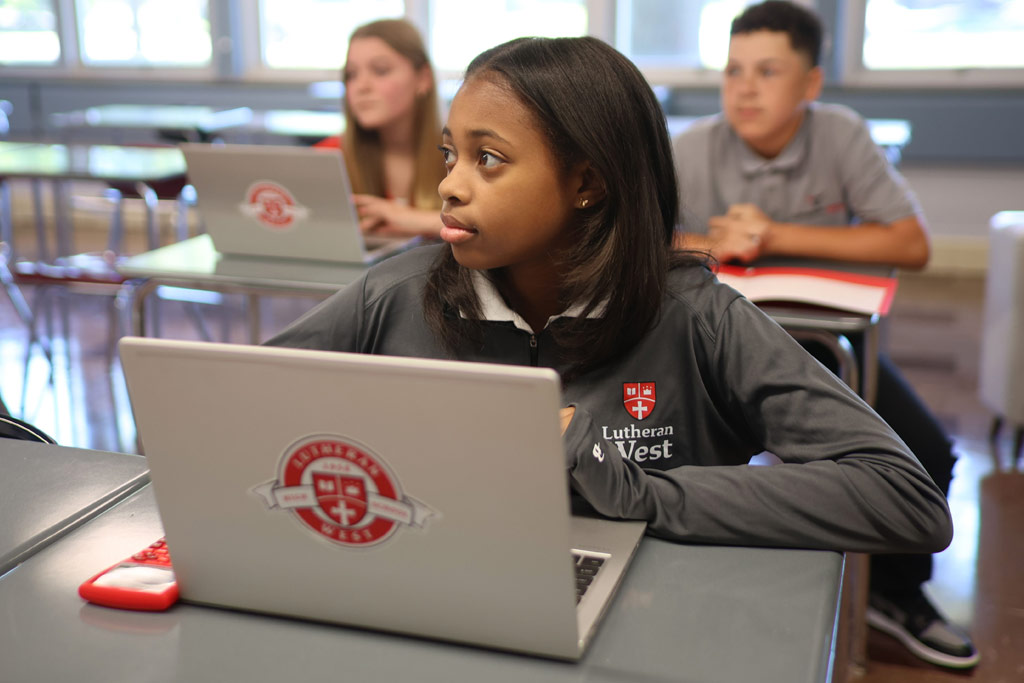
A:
78,538,179,611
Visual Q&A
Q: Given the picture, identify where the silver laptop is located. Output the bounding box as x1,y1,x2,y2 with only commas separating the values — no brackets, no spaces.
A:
119,337,646,660
180,143,418,264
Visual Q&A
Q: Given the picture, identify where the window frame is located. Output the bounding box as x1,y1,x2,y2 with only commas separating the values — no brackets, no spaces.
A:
0,0,746,85
0,0,68,75
0,0,219,80
610,0,730,87
7,0,1020,89
239,0,419,82
840,0,1024,89
0,0,64,68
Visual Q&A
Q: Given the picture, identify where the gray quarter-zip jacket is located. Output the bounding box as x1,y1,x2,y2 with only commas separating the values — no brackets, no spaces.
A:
267,245,952,555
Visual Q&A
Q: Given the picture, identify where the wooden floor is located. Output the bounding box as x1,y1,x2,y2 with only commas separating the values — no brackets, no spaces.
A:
855,273,1024,683
0,268,1021,682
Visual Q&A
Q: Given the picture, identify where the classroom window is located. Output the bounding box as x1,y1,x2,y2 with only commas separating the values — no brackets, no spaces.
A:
258,0,405,70
427,0,588,74
616,0,816,73
76,0,212,67
0,0,61,65
862,0,1024,70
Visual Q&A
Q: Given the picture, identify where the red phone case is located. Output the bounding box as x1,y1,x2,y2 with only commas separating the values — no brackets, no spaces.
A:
78,538,180,611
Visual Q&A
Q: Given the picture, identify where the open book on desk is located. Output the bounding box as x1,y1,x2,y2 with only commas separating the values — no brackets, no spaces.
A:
714,264,898,316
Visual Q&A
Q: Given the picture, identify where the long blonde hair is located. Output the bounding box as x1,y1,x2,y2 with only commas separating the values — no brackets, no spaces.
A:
342,19,444,210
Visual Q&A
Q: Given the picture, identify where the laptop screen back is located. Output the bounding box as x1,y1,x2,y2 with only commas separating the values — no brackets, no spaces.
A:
181,143,395,264
119,337,586,658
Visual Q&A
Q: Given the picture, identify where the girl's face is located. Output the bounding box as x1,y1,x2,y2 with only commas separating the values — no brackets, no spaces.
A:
438,77,583,276
343,37,429,134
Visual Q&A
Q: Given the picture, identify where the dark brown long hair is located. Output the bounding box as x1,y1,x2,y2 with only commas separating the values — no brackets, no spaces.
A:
424,36,705,380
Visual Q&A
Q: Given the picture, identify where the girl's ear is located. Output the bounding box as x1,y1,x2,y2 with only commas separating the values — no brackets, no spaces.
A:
415,65,433,98
573,161,607,209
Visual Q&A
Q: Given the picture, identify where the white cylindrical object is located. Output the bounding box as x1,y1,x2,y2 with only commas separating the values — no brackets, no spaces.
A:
979,211,1024,423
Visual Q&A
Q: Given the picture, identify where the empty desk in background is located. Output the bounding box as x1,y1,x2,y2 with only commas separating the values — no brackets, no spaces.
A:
49,104,255,144
49,104,343,146
201,109,344,144
0,473,844,683
0,440,149,576
0,141,188,257
116,234,369,342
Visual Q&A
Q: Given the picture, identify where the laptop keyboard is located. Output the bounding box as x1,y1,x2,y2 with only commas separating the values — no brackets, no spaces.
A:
572,549,608,605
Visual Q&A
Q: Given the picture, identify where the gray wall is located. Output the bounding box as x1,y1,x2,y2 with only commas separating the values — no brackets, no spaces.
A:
3,78,1023,164
668,87,1024,164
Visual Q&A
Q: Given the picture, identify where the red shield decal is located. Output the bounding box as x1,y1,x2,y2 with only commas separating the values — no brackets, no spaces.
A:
314,473,368,526
623,382,656,421
240,181,309,230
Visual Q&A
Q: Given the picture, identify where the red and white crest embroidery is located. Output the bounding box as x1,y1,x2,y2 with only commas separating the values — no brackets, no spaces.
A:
623,382,656,421
253,436,436,548
238,181,309,230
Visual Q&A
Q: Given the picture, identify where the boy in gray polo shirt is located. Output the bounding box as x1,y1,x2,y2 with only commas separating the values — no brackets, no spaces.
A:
672,0,977,670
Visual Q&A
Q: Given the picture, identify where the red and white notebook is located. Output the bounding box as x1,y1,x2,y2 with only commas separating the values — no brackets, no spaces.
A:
714,265,898,316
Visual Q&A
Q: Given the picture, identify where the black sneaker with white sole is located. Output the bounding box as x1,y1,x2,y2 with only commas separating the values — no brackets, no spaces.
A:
867,590,980,670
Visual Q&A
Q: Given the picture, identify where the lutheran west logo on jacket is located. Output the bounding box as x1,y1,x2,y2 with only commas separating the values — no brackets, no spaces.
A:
622,382,656,420
601,422,675,463
609,382,674,463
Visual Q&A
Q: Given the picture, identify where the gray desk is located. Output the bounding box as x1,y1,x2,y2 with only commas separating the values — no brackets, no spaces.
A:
0,141,187,258
201,109,344,144
762,305,881,405
49,104,255,143
0,484,843,683
117,234,368,342
719,258,895,407
49,105,341,145
0,440,149,576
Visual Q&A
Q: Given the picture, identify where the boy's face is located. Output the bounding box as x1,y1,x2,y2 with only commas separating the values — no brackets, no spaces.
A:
721,30,822,158
437,77,581,277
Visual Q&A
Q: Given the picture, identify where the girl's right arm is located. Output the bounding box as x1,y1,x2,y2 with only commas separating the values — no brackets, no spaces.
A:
559,297,953,555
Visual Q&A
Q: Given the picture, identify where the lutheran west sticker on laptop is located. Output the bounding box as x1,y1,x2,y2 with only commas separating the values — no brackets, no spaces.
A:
238,181,310,231
251,434,437,547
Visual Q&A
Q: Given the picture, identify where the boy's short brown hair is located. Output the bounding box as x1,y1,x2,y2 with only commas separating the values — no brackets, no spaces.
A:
731,1,824,67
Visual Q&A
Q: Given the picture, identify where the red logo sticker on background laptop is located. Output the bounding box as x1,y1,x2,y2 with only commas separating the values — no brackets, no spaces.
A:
252,436,436,548
238,181,310,230
623,382,656,421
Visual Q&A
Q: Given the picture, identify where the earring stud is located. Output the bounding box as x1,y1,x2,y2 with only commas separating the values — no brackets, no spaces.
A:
579,198,589,209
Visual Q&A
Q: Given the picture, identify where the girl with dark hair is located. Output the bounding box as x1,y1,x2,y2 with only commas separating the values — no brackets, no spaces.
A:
270,36,952,555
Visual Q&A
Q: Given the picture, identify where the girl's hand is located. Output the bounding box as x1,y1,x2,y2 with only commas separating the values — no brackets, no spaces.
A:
353,194,442,238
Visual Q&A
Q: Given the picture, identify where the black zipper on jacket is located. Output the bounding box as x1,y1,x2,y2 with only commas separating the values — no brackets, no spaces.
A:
528,334,539,366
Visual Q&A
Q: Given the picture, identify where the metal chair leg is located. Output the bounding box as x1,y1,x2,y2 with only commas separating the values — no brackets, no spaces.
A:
989,415,1004,472
1013,425,1023,473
